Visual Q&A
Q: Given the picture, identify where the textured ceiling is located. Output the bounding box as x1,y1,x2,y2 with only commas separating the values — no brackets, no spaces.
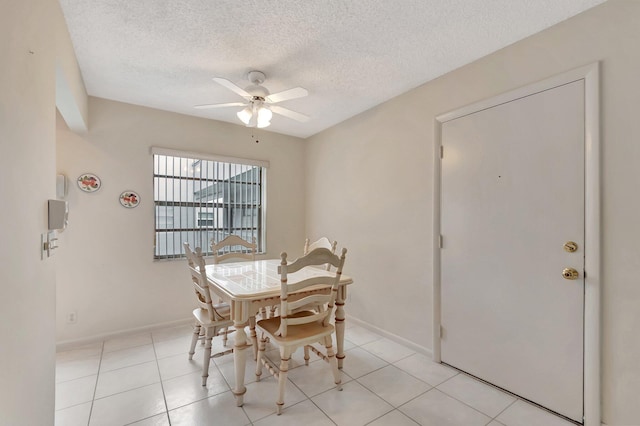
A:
58,0,605,138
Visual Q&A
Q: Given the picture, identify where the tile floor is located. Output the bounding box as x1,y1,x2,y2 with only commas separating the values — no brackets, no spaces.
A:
55,322,577,426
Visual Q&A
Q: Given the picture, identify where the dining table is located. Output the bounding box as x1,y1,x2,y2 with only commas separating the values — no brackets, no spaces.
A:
205,258,353,407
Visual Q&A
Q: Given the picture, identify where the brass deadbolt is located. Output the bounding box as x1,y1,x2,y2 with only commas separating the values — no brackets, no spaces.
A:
562,268,579,280
563,241,578,253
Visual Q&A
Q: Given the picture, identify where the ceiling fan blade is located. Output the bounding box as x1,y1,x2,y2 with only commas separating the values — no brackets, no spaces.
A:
270,105,310,122
266,87,308,104
212,77,252,100
194,102,247,109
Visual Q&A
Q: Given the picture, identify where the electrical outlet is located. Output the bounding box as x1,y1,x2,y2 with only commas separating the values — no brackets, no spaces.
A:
66,311,77,324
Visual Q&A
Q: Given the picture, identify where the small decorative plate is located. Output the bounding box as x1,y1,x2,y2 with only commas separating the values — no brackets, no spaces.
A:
77,173,101,192
119,191,140,208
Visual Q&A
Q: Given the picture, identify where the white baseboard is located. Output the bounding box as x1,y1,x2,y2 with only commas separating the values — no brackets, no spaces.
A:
346,314,433,358
56,317,193,351
57,314,432,356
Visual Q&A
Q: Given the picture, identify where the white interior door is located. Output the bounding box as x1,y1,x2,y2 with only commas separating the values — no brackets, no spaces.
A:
440,80,585,422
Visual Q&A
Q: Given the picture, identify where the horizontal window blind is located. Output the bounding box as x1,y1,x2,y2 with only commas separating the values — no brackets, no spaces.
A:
153,150,266,260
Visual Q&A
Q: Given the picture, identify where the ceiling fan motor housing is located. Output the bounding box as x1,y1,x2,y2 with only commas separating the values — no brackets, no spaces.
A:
244,71,269,97
245,84,269,98
247,70,266,84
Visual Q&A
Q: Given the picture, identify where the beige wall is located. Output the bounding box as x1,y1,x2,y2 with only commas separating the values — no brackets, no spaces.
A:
305,1,640,424
55,97,306,343
54,0,88,133
0,0,57,424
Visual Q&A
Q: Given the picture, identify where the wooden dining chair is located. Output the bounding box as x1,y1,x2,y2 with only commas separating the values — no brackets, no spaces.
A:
304,237,338,270
211,235,257,264
255,247,347,415
184,242,234,386
298,236,339,314
211,234,263,357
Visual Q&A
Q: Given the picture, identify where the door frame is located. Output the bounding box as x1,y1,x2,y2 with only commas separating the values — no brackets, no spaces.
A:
432,63,600,426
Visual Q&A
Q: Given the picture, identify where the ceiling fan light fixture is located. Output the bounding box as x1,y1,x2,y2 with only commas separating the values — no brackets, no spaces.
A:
236,106,252,125
256,106,272,128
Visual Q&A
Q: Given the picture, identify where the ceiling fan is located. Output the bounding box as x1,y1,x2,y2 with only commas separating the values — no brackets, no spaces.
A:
195,71,309,128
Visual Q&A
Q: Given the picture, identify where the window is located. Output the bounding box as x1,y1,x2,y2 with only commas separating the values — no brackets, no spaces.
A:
152,148,267,260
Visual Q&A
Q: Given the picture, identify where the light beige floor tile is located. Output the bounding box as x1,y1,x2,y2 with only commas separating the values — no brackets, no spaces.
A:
264,346,308,370
168,391,250,426
287,357,352,397
253,399,334,426
496,400,577,426
216,352,270,386
344,326,383,346
94,360,160,399
151,324,193,342
358,365,431,407
394,353,458,386
312,380,393,426
128,413,171,425
163,369,230,410
153,335,194,359
360,338,415,363
399,388,490,426
241,375,308,422
339,338,357,352
55,374,97,410
56,356,101,383
340,347,388,379
54,401,92,426
436,373,516,418
89,383,165,426
157,352,204,381
58,320,581,426
103,332,152,353
367,409,420,426
99,344,156,373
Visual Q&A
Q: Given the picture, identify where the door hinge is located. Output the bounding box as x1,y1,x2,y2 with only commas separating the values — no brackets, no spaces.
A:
439,325,444,338
440,145,444,159
439,235,443,248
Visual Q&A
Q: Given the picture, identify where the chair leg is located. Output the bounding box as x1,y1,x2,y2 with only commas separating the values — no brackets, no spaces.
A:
276,348,291,415
249,316,258,361
202,333,212,386
255,333,267,382
189,323,201,360
222,327,229,347
324,336,342,391
303,345,310,366
200,327,205,345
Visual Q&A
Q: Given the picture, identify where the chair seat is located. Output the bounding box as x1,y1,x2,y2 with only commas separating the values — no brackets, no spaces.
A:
257,311,334,344
192,304,232,326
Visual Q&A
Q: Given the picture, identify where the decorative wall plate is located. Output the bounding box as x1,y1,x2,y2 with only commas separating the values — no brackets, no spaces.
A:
77,173,101,192
119,191,140,208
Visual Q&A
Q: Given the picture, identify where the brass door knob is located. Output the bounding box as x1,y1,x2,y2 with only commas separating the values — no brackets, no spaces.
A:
562,268,579,280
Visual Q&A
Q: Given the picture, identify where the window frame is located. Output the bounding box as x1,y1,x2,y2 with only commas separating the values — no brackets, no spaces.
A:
151,147,268,260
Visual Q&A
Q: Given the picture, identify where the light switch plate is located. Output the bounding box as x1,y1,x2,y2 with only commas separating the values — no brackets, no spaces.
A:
41,231,58,259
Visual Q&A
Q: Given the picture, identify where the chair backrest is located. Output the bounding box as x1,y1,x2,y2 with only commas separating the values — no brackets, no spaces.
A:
276,247,347,337
303,237,338,271
183,242,225,322
210,235,257,264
